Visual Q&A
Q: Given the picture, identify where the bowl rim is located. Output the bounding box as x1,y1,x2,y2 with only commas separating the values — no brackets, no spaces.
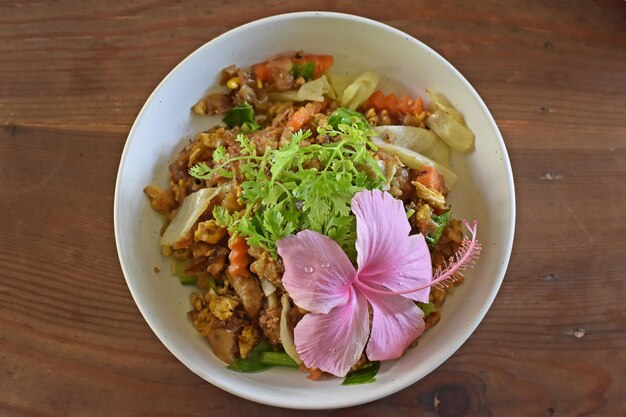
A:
114,10,516,409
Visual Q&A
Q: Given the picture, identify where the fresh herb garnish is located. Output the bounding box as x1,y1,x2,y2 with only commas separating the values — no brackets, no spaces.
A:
226,340,274,373
425,210,451,245
223,102,256,128
190,117,385,258
328,107,369,130
341,361,380,385
291,61,315,80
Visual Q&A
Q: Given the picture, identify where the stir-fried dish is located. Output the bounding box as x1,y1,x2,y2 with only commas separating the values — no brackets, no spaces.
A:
144,51,481,383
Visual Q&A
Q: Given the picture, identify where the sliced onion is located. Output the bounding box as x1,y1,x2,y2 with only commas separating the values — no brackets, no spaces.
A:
268,90,300,102
372,137,457,189
340,71,379,110
267,292,278,310
160,187,220,246
413,181,447,210
259,277,277,296
269,75,335,102
326,73,352,99
426,89,465,123
374,125,450,165
280,294,301,364
425,110,475,153
376,157,399,191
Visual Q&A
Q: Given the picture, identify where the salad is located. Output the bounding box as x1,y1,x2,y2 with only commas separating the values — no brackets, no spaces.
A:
144,51,481,384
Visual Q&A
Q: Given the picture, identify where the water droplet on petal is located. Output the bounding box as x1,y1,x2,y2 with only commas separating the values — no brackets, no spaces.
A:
321,262,330,268
304,266,314,273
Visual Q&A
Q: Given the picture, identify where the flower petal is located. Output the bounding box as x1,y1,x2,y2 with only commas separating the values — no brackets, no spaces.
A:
358,234,432,303
294,287,369,377
352,189,410,277
277,230,357,314
358,285,425,361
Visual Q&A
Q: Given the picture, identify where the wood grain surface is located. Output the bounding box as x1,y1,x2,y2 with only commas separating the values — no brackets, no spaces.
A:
1,1,625,416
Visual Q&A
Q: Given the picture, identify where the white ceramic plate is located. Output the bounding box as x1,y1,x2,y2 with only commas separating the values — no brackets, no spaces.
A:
114,11,515,409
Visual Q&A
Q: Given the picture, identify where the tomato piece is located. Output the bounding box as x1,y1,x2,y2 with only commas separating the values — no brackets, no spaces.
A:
364,90,425,116
415,166,446,194
287,101,326,131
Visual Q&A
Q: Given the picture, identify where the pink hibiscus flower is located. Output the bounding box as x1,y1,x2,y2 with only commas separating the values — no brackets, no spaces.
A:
277,189,480,377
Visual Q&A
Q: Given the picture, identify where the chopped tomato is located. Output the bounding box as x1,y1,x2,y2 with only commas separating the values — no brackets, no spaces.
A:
415,166,446,194
287,101,327,131
302,366,323,381
365,90,424,116
293,54,334,78
252,53,334,83
252,62,269,82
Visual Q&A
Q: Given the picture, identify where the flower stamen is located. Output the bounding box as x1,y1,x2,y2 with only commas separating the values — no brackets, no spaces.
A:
360,221,481,297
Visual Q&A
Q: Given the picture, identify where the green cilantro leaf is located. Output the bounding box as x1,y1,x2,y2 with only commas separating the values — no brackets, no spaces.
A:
189,113,385,257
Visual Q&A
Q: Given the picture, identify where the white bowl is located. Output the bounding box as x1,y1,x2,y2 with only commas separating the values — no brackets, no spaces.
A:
114,11,515,409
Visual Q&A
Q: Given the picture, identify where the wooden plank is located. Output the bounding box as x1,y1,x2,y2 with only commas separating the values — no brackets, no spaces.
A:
1,0,625,415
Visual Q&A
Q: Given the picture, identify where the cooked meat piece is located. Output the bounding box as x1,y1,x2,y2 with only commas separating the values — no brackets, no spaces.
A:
249,247,285,290
229,272,264,318
220,65,239,84
259,308,281,346
287,304,304,329
248,126,282,151
206,328,238,363
206,247,229,276
266,67,294,91
390,166,415,200
192,93,232,115
185,256,210,274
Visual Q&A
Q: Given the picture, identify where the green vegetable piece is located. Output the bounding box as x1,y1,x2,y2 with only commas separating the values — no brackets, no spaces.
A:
328,107,369,130
291,61,315,80
260,351,300,368
178,275,197,286
341,361,380,385
227,340,274,373
223,102,255,128
170,258,197,286
203,275,217,291
417,301,436,318
425,210,451,245
241,121,261,133
406,208,416,219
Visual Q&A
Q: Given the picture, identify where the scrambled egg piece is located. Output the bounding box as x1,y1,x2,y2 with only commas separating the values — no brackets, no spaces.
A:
207,293,239,321
194,220,227,244
238,325,260,359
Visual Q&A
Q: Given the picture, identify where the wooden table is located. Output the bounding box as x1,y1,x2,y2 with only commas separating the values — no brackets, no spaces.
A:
2,1,625,416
